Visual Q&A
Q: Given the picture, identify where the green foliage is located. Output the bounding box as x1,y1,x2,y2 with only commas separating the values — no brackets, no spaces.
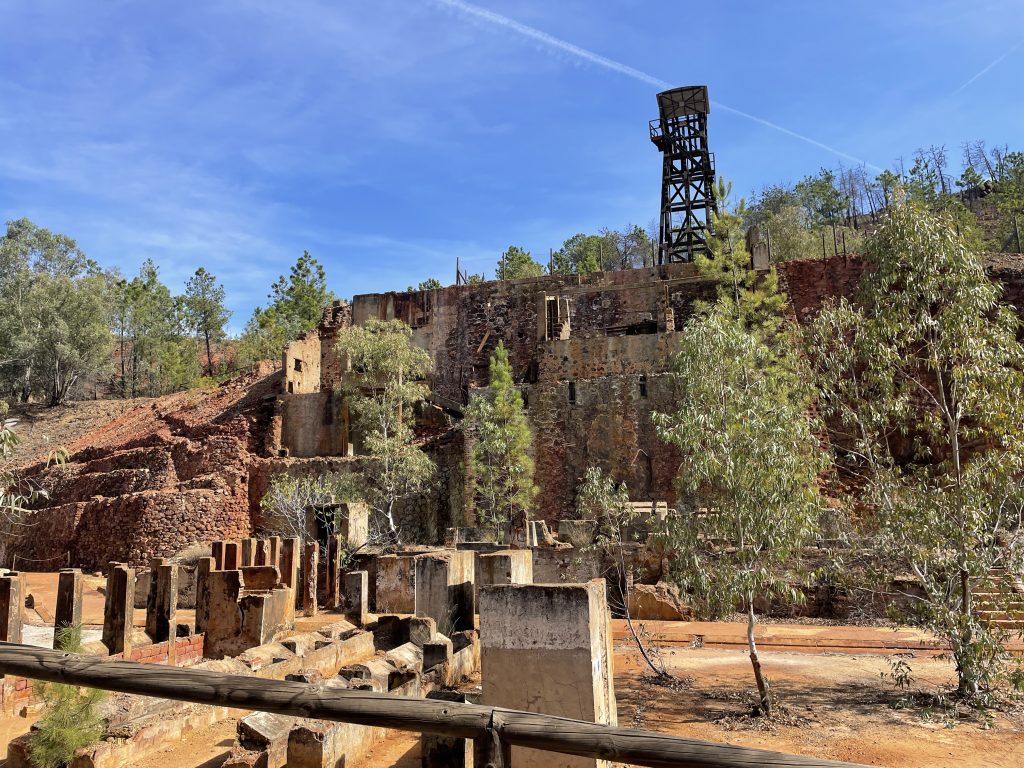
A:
409,278,443,291
464,342,536,533
335,319,434,541
183,267,230,376
807,200,1024,700
575,466,632,542
551,226,655,275
696,179,788,340
551,233,603,275
654,305,825,714
496,246,544,281
794,168,846,226
30,624,106,768
238,251,334,366
0,219,114,405
112,260,201,398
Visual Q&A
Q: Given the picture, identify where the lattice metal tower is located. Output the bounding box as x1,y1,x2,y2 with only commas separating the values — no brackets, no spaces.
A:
650,85,717,264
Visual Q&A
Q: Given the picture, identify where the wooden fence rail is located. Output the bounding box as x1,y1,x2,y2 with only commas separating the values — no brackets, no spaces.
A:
0,643,869,768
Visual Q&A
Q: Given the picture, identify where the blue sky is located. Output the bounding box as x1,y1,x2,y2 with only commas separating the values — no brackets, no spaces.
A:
1,0,1021,331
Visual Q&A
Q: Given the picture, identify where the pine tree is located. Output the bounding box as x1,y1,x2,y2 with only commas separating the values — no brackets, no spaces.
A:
183,267,230,376
465,342,537,535
29,625,106,768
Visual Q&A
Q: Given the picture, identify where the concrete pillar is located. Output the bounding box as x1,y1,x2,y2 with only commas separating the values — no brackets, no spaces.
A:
301,541,319,616
102,563,134,655
344,570,368,625
280,537,300,591
195,556,213,635
255,539,270,566
338,502,369,549
145,558,178,643
211,541,225,570
223,541,240,570
479,581,617,768
414,551,475,634
268,536,282,570
327,535,342,610
0,572,23,643
53,568,84,649
421,691,471,767
241,538,256,567
476,550,533,592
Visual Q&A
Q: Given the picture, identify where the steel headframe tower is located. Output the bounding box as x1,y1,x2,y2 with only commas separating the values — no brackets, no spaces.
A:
650,85,717,264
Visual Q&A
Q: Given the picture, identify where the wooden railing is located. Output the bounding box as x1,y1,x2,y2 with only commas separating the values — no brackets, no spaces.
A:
0,643,868,768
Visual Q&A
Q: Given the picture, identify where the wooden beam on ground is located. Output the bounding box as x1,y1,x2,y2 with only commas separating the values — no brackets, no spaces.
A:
0,643,869,768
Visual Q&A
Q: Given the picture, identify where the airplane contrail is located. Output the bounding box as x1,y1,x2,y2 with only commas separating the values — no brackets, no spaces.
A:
433,0,881,171
953,42,1022,94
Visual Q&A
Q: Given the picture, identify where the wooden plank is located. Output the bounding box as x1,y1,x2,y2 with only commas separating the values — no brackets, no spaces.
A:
0,644,869,768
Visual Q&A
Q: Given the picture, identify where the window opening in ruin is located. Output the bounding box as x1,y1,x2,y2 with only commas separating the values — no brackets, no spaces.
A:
546,297,558,340
639,374,648,398
568,381,576,404
293,358,303,372
287,381,294,394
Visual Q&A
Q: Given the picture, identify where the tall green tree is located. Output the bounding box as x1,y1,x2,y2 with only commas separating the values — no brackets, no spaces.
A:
496,246,544,281
334,319,434,542
0,219,113,405
655,178,825,716
183,267,230,376
807,200,1024,700
551,233,602,275
464,342,537,535
654,306,825,717
238,251,335,365
695,178,787,340
113,260,198,398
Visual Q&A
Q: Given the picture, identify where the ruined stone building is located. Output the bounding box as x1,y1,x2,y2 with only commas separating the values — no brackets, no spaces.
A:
15,253,1024,568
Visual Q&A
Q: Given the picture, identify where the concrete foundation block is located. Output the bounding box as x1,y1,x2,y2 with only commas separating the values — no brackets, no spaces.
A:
476,549,533,592
301,541,318,616
414,550,474,634
343,569,368,625
479,580,617,768
223,541,241,570
374,554,418,614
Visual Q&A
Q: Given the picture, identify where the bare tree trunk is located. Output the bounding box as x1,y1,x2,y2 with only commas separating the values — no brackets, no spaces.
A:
958,568,979,698
204,330,214,377
747,598,772,717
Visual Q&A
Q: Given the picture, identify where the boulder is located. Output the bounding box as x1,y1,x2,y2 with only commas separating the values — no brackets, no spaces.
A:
627,581,689,621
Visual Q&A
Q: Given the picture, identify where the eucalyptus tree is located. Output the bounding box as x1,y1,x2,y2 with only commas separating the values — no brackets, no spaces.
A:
334,318,434,542
807,199,1024,700
654,308,825,716
654,179,826,715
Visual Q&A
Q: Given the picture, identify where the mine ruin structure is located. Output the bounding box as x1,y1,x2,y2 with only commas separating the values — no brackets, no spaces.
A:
650,85,717,264
15,253,1024,569
278,261,723,538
